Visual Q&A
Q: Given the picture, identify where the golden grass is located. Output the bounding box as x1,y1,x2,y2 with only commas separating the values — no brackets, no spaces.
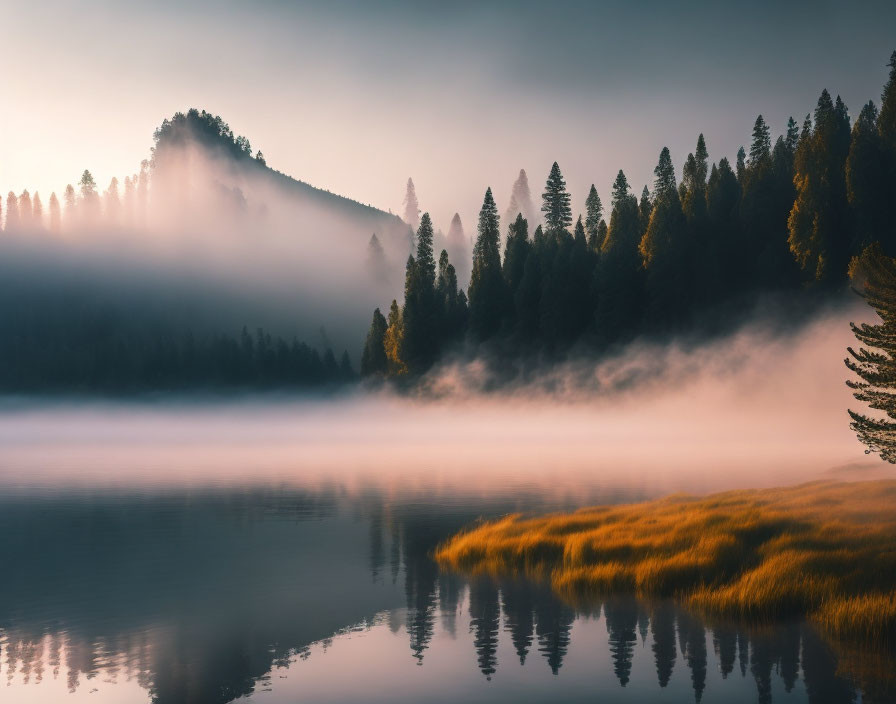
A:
436,480,896,642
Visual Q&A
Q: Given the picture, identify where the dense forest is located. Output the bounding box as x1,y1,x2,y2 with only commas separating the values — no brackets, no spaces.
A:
361,51,896,380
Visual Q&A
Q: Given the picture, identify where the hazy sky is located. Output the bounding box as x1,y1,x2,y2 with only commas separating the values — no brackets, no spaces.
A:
2,0,895,232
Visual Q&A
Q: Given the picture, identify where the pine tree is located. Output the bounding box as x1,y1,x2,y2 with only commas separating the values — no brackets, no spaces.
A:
469,187,505,339
384,299,407,375
48,193,61,233
785,116,799,155
401,214,439,372
879,51,896,151
79,170,99,222
788,89,852,283
504,169,536,226
595,171,644,342
640,148,688,325
32,192,43,228
361,308,389,377
736,147,746,181
638,186,652,233
366,233,388,282
436,249,464,340
18,191,32,228
845,243,896,462
847,101,891,253
5,192,19,232
541,162,572,234
104,177,121,223
502,213,530,327
748,115,772,165
403,177,420,231
585,185,604,248
63,184,76,228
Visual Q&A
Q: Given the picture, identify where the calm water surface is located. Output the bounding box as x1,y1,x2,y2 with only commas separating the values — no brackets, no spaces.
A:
0,400,891,703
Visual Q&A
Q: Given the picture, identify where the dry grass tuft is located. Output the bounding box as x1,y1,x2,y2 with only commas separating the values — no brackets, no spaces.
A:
436,480,896,642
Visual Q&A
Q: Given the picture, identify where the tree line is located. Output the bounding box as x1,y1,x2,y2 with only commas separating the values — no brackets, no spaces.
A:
362,51,896,379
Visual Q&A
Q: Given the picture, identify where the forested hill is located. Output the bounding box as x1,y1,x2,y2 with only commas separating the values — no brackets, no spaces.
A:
152,108,408,240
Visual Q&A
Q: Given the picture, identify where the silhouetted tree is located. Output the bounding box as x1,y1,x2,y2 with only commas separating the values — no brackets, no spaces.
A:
847,101,891,254
5,192,19,231
31,192,43,228
469,187,505,340
469,578,500,679
18,190,32,229
585,184,604,248
788,90,852,283
361,308,388,377
48,193,60,233
366,233,388,282
541,162,572,234
402,177,420,231
104,177,120,223
504,168,536,226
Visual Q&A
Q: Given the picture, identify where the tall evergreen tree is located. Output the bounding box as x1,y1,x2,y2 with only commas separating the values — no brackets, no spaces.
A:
736,147,746,181
5,192,19,232
638,186,652,233
366,233,388,282
502,213,530,327
48,193,61,233
595,171,644,342
446,212,469,287
63,184,76,226
748,115,772,165
788,89,852,283
640,148,688,326
383,299,406,376
32,192,43,228
104,177,121,223
585,184,604,248
879,51,896,151
846,101,891,253
79,170,100,222
504,169,536,226
541,162,572,233
403,177,420,231
469,187,505,340
785,116,800,155
18,191,32,228
361,308,389,377
401,215,439,372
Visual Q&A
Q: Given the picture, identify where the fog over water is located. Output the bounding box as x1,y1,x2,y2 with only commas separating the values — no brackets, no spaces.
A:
0,299,885,493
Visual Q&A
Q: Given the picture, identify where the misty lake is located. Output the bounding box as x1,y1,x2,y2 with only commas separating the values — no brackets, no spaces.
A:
0,397,891,704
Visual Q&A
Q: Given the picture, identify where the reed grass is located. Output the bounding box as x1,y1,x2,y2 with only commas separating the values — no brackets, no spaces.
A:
435,480,896,642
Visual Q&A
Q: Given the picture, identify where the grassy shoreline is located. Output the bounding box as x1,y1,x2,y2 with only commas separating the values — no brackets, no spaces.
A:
436,480,896,642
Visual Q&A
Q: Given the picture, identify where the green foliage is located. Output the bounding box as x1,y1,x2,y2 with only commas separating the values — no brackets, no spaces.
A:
402,215,441,372
541,162,572,233
846,102,891,254
585,185,603,247
846,243,896,462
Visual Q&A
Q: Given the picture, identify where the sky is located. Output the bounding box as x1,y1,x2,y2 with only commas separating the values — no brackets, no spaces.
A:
2,0,896,233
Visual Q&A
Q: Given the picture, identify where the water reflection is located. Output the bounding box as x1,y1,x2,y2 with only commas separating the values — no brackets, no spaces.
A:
1,486,892,703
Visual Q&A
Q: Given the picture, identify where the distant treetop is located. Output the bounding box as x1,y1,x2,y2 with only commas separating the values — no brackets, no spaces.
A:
152,108,255,163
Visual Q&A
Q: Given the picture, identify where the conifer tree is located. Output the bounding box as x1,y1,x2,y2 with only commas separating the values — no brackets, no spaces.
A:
104,177,121,223
585,185,603,248
48,193,61,233
446,212,468,287
541,162,572,233
879,51,896,151
845,243,896,462
748,115,772,165
595,171,644,342
638,186,652,233
469,187,505,339
403,177,420,231
366,233,388,282
18,191,32,228
63,184,76,228
504,169,536,226
640,148,688,325
361,308,389,377
384,299,406,375
401,214,439,372
5,192,19,232
503,213,530,311
785,117,799,155
706,157,742,293
736,147,746,181
847,101,890,253
79,170,100,222
32,193,43,228
788,90,852,283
